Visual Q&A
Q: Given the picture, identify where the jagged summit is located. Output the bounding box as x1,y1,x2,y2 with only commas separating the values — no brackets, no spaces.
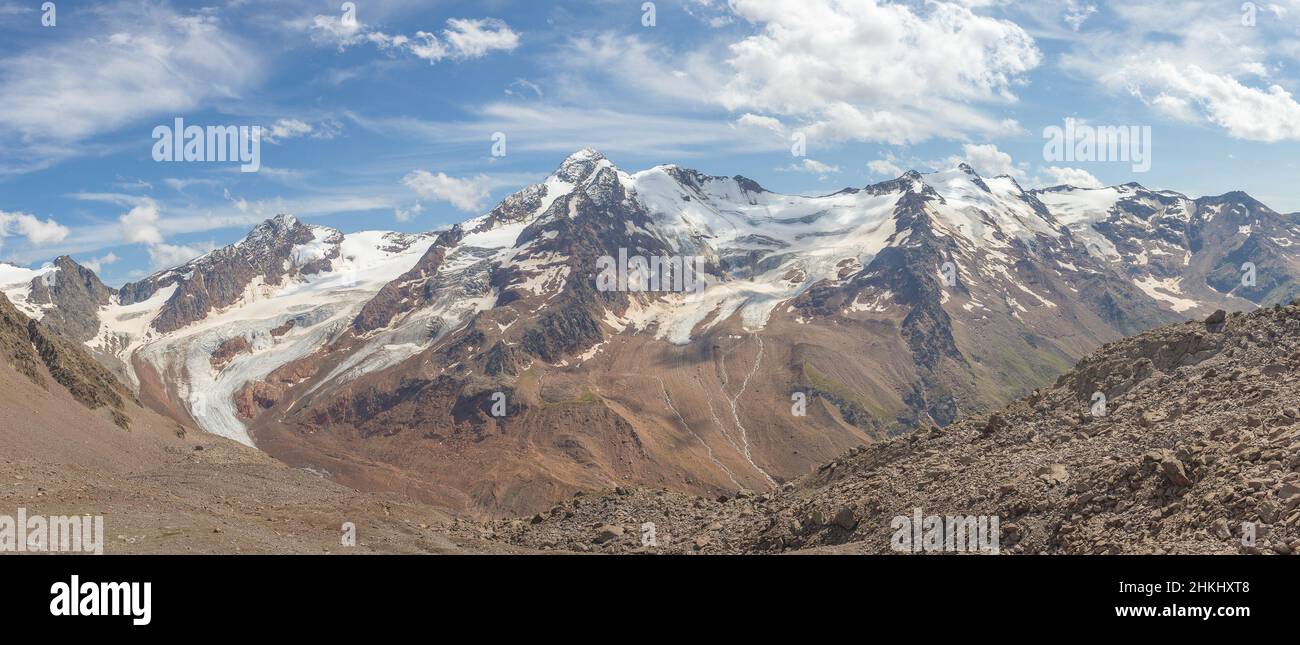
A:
552,147,610,184
238,213,316,247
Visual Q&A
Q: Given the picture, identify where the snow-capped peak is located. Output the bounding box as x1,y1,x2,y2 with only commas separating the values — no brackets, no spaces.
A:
552,148,610,184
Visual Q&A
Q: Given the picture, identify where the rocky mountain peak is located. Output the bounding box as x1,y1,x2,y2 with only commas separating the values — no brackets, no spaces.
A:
26,255,114,342
552,148,610,184
241,214,311,248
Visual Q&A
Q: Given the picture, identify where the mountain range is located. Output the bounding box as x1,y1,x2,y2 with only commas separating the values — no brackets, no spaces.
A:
4,149,1299,517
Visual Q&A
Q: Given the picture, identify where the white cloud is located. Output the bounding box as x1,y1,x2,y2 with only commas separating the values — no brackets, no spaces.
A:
684,0,736,27
80,252,120,274
1123,63,1300,142
867,158,904,177
715,0,1040,144
394,203,423,222
148,242,213,270
777,158,841,178
1062,0,1097,31
505,78,543,98
0,5,260,170
307,15,519,63
0,210,70,247
1042,166,1104,189
351,104,788,158
264,118,314,143
956,143,1025,178
163,177,221,193
735,113,786,136
116,197,214,269
120,201,164,246
261,118,342,144
441,18,520,59
554,33,722,106
402,171,491,212
1059,0,1300,142
306,13,364,47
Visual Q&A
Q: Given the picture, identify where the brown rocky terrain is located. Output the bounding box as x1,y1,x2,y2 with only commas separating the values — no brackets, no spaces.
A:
468,303,1300,554
2,291,131,428
0,293,509,554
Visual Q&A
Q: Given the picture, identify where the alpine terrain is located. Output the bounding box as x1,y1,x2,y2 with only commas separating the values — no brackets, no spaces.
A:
5,150,1299,519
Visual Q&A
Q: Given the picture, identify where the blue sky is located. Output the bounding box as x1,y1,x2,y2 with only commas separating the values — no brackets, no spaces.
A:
2,0,1300,286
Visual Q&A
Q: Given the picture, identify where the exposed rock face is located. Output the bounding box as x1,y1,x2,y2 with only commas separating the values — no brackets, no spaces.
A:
1,293,133,428
352,226,464,334
118,214,334,333
483,340,519,376
477,301,1300,554
24,256,114,342
210,336,251,370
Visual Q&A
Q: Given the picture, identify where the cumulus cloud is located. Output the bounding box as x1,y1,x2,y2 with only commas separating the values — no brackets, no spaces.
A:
114,198,208,268
715,0,1040,144
120,200,164,246
955,143,1026,178
0,210,70,247
1121,63,1300,142
1042,166,1104,189
735,113,787,136
402,171,491,212
1059,0,1300,142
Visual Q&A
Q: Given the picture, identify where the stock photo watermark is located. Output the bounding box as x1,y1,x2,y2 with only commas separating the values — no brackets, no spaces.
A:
0,508,104,555
596,249,707,294
152,118,262,172
1043,118,1151,172
891,508,1000,554
50,575,151,626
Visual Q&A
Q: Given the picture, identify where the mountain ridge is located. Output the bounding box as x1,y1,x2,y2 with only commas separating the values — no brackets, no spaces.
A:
7,149,1300,516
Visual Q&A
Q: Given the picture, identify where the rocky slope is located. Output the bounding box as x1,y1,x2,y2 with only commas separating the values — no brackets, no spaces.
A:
1,293,131,428
473,304,1300,554
0,293,508,554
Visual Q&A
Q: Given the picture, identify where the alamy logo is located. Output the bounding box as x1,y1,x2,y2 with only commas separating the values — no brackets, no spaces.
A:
1241,262,1256,287
152,117,262,172
640,521,657,547
890,507,1000,554
1091,391,1108,417
0,508,103,554
596,248,706,294
1043,118,1151,172
50,575,151,626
